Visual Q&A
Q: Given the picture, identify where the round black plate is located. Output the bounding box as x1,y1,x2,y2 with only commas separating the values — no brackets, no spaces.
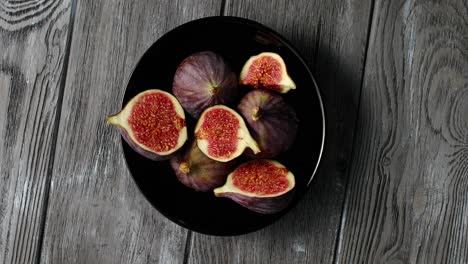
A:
121,16,325,236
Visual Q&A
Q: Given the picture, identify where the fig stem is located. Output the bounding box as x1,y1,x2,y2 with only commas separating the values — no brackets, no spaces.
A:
251,107,262,121
107,113,120,125
244,134,261,154
179,162,190,173
209,86,218,94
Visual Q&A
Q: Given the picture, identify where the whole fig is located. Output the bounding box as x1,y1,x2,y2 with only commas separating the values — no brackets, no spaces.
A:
173,51,238,118
237,90,298,158
170,141,238,192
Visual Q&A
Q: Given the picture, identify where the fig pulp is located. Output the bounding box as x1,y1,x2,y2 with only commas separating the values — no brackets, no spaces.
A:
107,89,187,161
214,160,295,214
240,52,296,93
170,140,238,191
195,105,260,162
238,90,298,158
173,51,238,118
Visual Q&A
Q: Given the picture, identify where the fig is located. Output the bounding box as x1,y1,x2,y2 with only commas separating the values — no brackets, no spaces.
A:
214,159,295,214
238,90,298,158
107,89,187,161
170,140,238,191
195,105,260,162
239,52,296,93
173,51,238,118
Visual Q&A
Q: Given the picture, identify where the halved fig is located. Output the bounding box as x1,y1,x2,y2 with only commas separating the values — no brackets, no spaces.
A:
195,105,260,162
214,159,295,214
239,52,296,93
238,90,298,158
173,51,238,118
170,140,238,192
107,89,187,161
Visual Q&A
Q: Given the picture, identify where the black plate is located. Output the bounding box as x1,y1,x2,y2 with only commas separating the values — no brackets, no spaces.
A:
121,16,325,236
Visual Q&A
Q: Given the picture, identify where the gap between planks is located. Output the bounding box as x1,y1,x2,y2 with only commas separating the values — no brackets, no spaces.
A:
331,0,377,263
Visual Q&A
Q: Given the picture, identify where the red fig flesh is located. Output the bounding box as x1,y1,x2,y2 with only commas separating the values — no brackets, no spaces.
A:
173,51,238,118
238,90,298,158
170,141,238,191
240,52,296,93
107,89,187,160
195,105,260,162
214,160,295,214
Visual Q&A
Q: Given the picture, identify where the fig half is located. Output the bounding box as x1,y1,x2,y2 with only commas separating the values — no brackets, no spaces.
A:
173,51,238,118
239,52,296,93
170,140,238,191
195,105,260,162
214,159,295,214
107,89,187,161
238,90,298,158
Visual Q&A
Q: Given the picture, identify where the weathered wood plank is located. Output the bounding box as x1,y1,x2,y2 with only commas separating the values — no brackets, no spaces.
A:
0,0,73,263
336,0,468,263
188,0,373,263
39,1,222,263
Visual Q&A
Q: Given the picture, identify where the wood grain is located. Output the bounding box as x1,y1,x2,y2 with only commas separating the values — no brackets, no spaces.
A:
0,0,63,31
0,1,72,263
38,0,222,263
336,0,468,263
188,0,373,263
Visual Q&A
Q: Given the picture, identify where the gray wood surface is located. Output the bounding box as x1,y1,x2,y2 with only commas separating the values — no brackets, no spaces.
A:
2,0,467,263
38,0,221,263
187,0,374,263
335,0,468,263
0,1,73,263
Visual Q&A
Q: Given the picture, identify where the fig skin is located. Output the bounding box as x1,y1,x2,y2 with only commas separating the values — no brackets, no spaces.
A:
214,160,295,214
107,89,188,161
170,141,237,192
173,51,238,118
214,190,295,214
237,90,298,158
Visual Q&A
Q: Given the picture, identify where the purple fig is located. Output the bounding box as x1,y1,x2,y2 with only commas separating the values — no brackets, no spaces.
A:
214,159,295,214
107,89,188,161
173,51,238,118
237,90,298,158
195,105,260,162
170,140,238,191
240,52,296,93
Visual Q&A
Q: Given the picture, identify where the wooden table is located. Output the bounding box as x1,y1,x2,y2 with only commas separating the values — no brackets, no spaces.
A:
1,0,467,263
